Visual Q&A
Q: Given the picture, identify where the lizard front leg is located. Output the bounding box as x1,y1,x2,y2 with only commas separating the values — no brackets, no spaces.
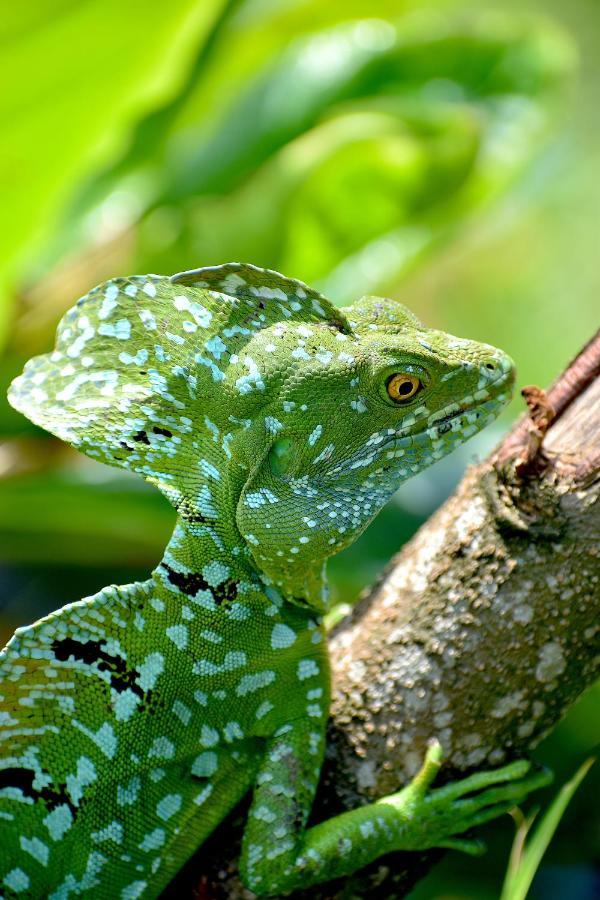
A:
240,721,551,896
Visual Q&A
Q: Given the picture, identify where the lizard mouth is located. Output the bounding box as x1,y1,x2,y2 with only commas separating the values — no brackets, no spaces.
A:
329,369,513,478
388,370,513,447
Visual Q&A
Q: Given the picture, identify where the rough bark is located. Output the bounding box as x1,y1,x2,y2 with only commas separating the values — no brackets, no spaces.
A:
166,331,600,899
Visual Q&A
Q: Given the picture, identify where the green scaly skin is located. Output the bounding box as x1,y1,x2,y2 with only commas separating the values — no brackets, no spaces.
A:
1,263,550,898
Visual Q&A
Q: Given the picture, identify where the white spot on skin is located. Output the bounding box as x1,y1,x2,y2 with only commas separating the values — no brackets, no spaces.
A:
67,326,95,359
166,624,188,650
359,821,375,838
121,880,148,899
138,652,164,690
313,443,335,465
72,721,117,759
44,804,73,840
3,869,30,892
297,659,319,680
236,670,276,696
202,561,230,586
223,721,244,742
172,700,192,725
156,793,182,821
200,725,219,747
65,755,97,804
194,783,214,806
197,485,217,518
308,425,322,446
117,776,141,807
139,309,157,330
199,459,221,480
255,700,274,720
253,805,277,823
99,283,119,318
271,624,297,649
192,752,218,777
148,737,175,760
91,821,123,845
265,416,283,434
205,335,227,359
173,295,212,328
113,689,140,722
98,318,131,340
20,835,50,866
139,828,166,851
236,357,265,394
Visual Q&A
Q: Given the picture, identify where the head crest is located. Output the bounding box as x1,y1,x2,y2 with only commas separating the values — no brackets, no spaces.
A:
8,265,350,494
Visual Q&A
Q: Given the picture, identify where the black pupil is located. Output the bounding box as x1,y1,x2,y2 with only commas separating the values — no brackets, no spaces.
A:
398,379,415,395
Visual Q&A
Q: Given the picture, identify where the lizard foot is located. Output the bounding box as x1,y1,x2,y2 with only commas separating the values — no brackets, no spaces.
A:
378,740,552,854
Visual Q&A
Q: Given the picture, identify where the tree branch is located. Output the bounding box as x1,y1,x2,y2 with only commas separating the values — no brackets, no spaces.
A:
167,331,600,899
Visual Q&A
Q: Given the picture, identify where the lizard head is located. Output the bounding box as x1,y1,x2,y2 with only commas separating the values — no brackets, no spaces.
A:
8,264,514,612
237,295,514,608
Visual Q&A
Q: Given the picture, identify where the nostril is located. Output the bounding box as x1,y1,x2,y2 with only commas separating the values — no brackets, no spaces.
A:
484,362,496,371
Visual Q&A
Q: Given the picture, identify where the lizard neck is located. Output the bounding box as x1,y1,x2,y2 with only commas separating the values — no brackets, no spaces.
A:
152,513,328,615
152,514,266,610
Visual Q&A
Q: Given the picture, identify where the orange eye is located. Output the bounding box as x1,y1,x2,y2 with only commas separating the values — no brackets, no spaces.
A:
386,373,421,403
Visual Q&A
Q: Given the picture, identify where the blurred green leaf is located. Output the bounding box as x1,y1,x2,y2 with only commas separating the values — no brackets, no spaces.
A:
130,12,575,202
133,12,576,299
0,473,173,565
0,0,228,348
501,757,596,900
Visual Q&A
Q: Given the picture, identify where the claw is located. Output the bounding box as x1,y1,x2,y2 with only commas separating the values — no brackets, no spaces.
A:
438,837,486,856
463,800,518,829
432,759,532,803
411,740,444,799
454,768,553,817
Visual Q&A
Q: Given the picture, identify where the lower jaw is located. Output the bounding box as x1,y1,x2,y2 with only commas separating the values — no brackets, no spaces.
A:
332,393,507,480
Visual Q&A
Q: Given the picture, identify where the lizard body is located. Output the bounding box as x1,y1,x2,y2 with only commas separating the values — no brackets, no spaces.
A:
1,263,547,898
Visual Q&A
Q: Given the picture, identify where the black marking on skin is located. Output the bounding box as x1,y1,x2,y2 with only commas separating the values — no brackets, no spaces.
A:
212,579,238,606
185,512,209,524
133,430,151,444
161,564,238,606
141,690,158,715
176,497,211,525
153,426,173,438
291,800,305,829
162,563,210,596
50,637,144,698
0,767,79,816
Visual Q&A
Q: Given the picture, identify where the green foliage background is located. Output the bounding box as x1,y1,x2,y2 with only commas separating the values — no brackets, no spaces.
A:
0,1,598,897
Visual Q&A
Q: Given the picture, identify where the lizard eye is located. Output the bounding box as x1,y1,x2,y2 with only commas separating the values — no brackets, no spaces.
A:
386,373,422,403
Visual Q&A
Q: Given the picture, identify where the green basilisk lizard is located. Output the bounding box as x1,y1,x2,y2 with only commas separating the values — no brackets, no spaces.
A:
1,263,549,898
